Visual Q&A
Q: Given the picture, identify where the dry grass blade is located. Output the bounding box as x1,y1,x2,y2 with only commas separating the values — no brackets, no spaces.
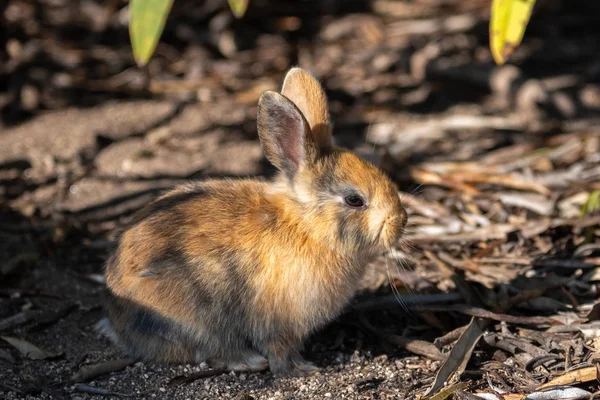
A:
70,358,137,383
425,318,488,396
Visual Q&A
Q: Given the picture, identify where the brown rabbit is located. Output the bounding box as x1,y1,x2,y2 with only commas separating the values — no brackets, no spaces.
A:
98,67,407,377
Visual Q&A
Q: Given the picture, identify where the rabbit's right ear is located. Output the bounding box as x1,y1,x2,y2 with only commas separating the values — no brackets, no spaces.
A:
257,91,318,178
281,68,332,151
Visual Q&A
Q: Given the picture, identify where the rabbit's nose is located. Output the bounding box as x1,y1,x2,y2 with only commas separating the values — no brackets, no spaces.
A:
399,207,407,226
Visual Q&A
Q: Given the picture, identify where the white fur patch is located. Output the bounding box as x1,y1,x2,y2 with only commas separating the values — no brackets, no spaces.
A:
94,318,119,344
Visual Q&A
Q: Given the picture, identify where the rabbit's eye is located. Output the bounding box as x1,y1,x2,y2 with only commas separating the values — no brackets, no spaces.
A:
344,195,365,208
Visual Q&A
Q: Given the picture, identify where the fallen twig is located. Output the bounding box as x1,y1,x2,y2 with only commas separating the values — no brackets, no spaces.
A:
0,311,37,332
351,292,463,313
26,304,78,333
0,382,25,395
355,298,554,325
434,325,469,348
419,305,555,326
532,258,599,270
0,288,61,299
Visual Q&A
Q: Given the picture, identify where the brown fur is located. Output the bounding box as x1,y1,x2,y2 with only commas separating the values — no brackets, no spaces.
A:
101,67,407,377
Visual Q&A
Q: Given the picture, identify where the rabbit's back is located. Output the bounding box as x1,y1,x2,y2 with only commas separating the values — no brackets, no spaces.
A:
105,181,268,358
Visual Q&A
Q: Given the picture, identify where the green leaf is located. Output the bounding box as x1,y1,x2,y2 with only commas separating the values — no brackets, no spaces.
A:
490,0,536,65
228,0,250,19
581,191,600,218
129,0,174,66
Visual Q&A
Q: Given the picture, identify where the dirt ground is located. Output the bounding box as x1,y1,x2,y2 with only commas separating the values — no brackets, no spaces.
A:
2,1,600,399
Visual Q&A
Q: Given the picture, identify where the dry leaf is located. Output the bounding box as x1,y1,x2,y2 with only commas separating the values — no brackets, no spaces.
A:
502,395,526,400
1,336,61,360
70,358,137,383
425,318,487,396
427,381,470,400
526,387,591,400
536,366,597,390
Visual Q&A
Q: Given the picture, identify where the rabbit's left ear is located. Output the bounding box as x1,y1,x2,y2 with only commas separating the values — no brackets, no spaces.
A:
257,91,318,179
281,68,332,152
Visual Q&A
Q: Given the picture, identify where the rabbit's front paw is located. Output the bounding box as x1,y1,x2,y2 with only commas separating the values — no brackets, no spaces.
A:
269,348,320,378
208,351,269,373
273,359,320,377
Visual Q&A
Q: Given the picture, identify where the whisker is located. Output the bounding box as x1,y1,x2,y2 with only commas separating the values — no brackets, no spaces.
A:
399,220,436,247
410,184,424,196
397,236,418,253
389,247,420,313
385,252,409,313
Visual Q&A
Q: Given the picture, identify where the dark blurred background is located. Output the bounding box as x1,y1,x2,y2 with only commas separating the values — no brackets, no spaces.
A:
2,1,600,398
2,0,600,125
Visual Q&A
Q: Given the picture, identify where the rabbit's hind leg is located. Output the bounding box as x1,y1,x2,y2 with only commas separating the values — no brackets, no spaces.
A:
101,302,198,363
114,325,198,363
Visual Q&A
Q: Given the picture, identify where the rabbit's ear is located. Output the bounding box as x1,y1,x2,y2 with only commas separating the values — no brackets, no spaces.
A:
257,91,317,178
281,68,332,151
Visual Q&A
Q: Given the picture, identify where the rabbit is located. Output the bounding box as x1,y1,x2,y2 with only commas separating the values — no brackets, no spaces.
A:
98,67,408,377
